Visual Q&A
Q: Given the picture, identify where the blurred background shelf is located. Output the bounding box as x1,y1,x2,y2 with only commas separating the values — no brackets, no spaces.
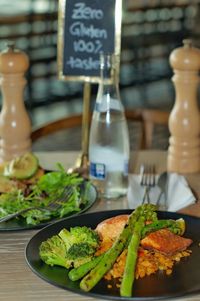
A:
0,0,200,130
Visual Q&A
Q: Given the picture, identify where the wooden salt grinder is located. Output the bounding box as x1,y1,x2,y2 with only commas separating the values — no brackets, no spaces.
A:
0,43,32,163
167,39,200,173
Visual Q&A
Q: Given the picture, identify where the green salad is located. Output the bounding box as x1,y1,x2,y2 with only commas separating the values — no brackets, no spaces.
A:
0,164,91,225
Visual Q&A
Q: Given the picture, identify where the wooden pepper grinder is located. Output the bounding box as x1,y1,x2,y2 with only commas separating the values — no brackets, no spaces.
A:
0,42,32,163
167,39,200,173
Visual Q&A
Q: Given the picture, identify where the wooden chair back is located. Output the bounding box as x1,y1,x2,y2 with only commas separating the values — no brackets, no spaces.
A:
31,109,170,151
142,109,170,149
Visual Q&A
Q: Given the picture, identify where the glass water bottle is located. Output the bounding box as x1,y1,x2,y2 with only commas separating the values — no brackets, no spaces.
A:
89,53,130,198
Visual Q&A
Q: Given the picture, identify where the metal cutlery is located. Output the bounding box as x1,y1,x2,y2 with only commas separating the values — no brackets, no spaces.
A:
156,171,168,211
140,164,156,204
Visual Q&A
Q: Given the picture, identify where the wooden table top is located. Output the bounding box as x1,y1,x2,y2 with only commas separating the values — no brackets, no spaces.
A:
0,150,200,301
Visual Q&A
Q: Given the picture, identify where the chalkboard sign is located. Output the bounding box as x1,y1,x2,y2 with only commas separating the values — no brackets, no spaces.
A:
58,0,122,83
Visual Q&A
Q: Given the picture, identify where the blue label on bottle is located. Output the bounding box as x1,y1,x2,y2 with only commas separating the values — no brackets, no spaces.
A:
90,162,106,179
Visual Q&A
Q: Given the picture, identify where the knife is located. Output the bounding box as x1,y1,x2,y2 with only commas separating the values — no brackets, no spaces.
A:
156,172,168,211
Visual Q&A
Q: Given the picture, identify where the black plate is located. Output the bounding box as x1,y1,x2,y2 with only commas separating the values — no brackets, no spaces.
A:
0,182,97,231
25,210,200,300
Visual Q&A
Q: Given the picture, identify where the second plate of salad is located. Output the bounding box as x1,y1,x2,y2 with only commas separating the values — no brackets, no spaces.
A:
0,153,97,231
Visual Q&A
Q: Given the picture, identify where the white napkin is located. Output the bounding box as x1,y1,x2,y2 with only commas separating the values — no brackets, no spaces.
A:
127,173,196,212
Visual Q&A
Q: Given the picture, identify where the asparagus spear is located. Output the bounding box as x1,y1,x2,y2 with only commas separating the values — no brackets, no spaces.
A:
80,213,137,291
120,217,185,296
80,204,156,292
120,216,145,297
68,254,104,281
141,218,185,238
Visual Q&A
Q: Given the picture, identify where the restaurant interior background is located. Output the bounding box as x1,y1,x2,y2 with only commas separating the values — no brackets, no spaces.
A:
0,0,200,148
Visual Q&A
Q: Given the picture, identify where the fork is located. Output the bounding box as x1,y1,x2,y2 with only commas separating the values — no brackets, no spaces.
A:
0,186,73,223
140,164,156,204
156,171,168,211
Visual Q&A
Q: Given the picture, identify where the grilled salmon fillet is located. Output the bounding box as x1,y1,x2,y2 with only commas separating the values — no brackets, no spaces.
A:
95,214,129,242
141,228,193,255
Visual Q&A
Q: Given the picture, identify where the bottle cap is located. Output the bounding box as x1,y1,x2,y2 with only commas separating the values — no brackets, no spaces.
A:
169,39,200,71
0,41,29,74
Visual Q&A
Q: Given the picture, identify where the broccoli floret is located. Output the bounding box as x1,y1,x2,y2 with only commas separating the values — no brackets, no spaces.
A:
39,226,100,269
59,226,100,249
58,226,100,268
68,242,95,258
67,242,97,268
39,235,70,268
